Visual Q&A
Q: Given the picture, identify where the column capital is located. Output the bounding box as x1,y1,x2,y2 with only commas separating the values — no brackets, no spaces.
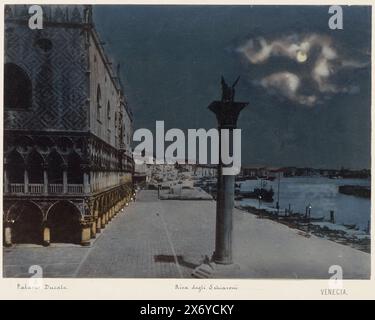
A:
4,219,13,228
80,164,91,172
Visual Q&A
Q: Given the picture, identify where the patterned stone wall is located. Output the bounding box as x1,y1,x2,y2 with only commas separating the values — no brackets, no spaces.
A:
4,5,89,131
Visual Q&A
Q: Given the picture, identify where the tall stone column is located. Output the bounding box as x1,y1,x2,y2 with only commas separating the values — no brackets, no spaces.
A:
82,165,90,194
4,222,12,247
3,164,9,194
43,163,49,195
24,169,29,193
90,172,95,192
208,76,248,265
62,164,68,194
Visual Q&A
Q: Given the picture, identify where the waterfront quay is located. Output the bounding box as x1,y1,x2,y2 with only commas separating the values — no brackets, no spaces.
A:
4,190,370,279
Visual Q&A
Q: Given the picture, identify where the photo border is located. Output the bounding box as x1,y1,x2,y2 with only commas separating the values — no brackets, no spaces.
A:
0,0,373,300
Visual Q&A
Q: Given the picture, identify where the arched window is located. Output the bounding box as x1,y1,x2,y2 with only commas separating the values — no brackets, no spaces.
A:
107,101,111,120
6,150,24,183
47,151,64,184
4,63,32,109
27,150,44,184
96,84,101,121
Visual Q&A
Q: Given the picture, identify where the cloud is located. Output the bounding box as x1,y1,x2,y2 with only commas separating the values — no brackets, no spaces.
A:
238,33,369,106
260,72,317,107
238,35,313,64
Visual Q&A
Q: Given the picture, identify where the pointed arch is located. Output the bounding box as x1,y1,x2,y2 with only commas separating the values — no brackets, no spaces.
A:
56,137,74,153
47,150,64,184
34,136,54,152
15,135,34,152
26,150,44,183
6,150,25,183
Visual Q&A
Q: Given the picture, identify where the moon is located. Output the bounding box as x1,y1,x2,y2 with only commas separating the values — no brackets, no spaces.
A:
296,50,308,63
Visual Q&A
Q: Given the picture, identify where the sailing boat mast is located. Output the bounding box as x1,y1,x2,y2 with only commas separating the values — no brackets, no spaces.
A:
277,171,281,214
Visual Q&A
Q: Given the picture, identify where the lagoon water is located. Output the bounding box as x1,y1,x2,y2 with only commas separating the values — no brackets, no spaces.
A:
238,177,371,230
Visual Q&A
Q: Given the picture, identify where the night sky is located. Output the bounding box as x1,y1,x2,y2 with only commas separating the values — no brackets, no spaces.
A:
93,5,371,169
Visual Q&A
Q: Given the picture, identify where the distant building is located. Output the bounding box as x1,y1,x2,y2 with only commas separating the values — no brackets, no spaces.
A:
3,5,134,247
241,166,266,178
267,167,284,179
241,166,283,179
133,155,154,186
193,165,217,178
295,167,319,177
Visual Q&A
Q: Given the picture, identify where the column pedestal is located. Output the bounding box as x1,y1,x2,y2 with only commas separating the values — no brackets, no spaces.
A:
91,221,97,239
4,227,12,247
81,225,91,246
43,227,50,247
96,218,102,233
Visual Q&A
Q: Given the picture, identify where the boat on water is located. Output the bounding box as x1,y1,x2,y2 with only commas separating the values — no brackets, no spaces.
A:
278,215,325,223
343,224,358,230
236,187,275,202
236,176,258,181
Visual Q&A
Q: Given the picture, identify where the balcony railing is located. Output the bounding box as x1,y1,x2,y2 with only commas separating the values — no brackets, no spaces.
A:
67,184,84,194
29,184,44,194
9,184,25,194
7,184,85,195
49,184,64,194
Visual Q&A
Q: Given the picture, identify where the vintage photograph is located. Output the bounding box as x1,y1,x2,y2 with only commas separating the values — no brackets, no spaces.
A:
2,4,371,280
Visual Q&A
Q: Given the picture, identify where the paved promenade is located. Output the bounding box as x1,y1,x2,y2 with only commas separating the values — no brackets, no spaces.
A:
3,190,370,279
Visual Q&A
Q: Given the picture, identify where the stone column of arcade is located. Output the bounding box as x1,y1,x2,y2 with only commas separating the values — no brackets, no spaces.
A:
81,198,92,246
42,222,51,247
81,220,91,246
96,204,102,234
90,204,97,240
4,221,12,247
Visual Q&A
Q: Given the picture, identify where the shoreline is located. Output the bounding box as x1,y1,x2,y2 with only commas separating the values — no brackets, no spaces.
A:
236,204,371,254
